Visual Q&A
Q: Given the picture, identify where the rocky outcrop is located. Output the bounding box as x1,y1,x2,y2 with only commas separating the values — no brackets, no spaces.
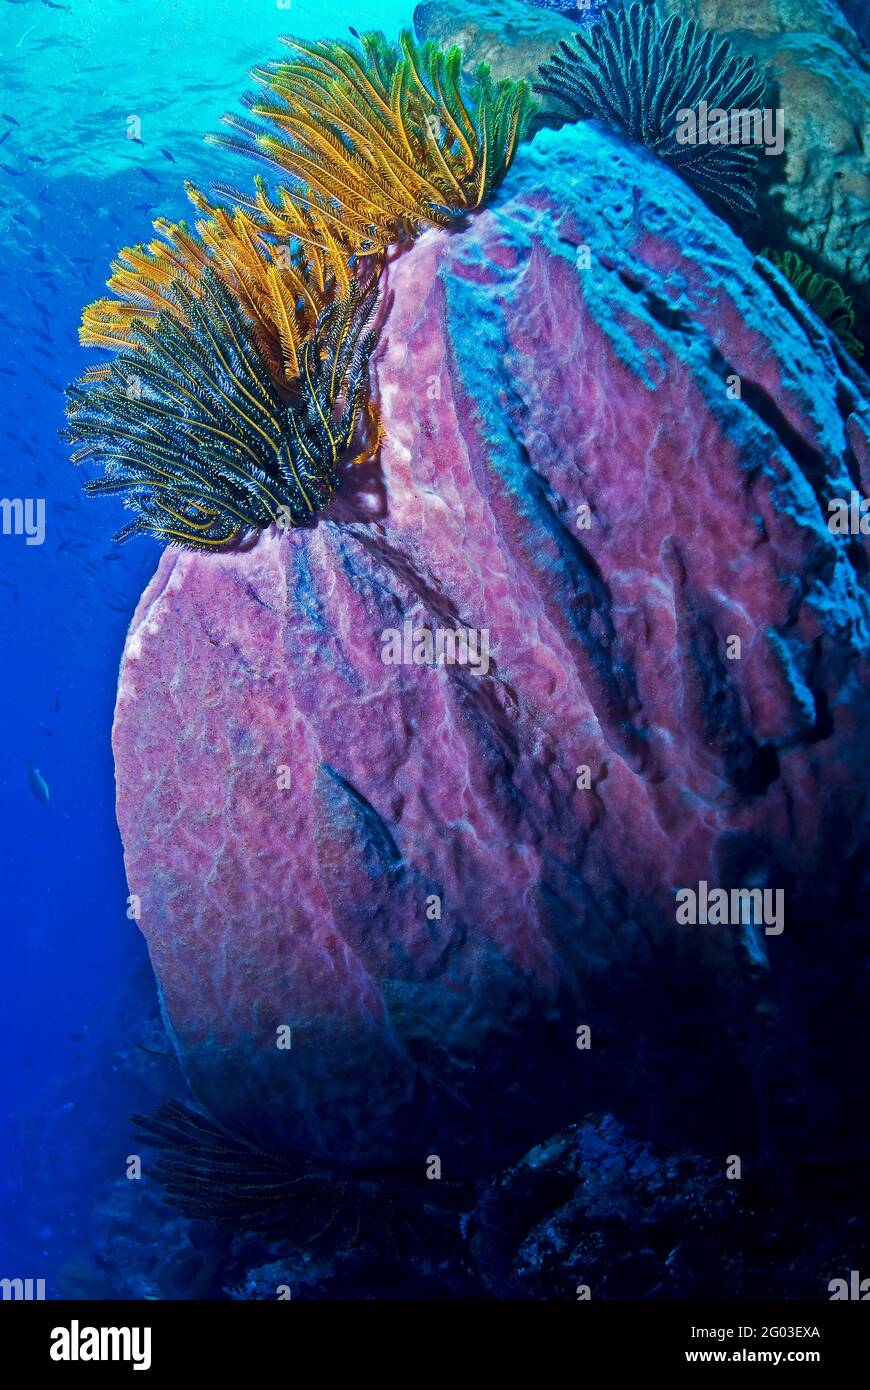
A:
114,123,870,1173
414,0,578,117
414,0,870,335
467,1114,870,1298
667,1,870,325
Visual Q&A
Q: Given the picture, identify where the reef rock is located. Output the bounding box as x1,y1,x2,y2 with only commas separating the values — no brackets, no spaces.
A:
414,0,870,332
114,122,870,1173
467,1114,870,1299
667,1,870,325
413,0,577,117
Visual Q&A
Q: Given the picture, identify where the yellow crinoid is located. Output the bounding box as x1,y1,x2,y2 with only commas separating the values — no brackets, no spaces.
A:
70,29,535,552
79,179,358,388
208,29,536,255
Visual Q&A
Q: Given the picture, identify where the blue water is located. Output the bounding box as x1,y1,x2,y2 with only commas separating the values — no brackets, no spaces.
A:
0,0,408,1294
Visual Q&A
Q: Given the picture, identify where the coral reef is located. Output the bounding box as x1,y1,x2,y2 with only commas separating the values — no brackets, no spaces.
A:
666,2,870,333
112,123,870,1174
467,1115,870,1299
87,1104,870,1298
416,0,870,331
415,0,576,85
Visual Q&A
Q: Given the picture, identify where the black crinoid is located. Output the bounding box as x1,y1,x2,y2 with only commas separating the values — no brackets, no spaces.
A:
535,1,768,219
64,270,379,552
132,1101,469,1253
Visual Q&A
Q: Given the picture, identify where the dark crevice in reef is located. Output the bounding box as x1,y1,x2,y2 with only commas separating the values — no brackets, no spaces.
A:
236,576,280,616
835,376,870,490
737,741,781,798
332,526,539,835
705,344,834,513
755,254,868,371
668,541,783,801
497,416,654,778
614,265,697,338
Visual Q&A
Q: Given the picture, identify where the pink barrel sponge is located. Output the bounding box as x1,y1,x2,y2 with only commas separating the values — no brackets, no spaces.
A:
114,125,870,1170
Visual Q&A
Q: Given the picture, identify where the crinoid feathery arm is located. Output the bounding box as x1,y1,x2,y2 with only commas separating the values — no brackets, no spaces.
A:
535,2,767,220
207,30,536,254
65,273,379,552
67,28,532,552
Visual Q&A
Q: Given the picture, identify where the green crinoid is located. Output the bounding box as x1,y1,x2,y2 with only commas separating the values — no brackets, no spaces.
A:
64,270,379,551
208,29,537,255
759,248,864,358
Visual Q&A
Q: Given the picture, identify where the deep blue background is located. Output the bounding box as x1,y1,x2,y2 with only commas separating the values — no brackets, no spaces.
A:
0,0,406,1291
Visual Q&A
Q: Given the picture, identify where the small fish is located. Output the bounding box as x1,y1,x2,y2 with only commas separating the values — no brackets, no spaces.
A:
38,721,53,737
349,26,361,38
26,762,50,805
0,162,23,176
1,113,20,127
139,169,159,184
161,148,175,163
53,693,60,714
69,1032,86,1043
0,132,9,147
15,24,38,50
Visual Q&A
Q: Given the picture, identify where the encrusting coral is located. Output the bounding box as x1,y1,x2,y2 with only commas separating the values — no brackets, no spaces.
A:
535,1,767,219
67,28,533,550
